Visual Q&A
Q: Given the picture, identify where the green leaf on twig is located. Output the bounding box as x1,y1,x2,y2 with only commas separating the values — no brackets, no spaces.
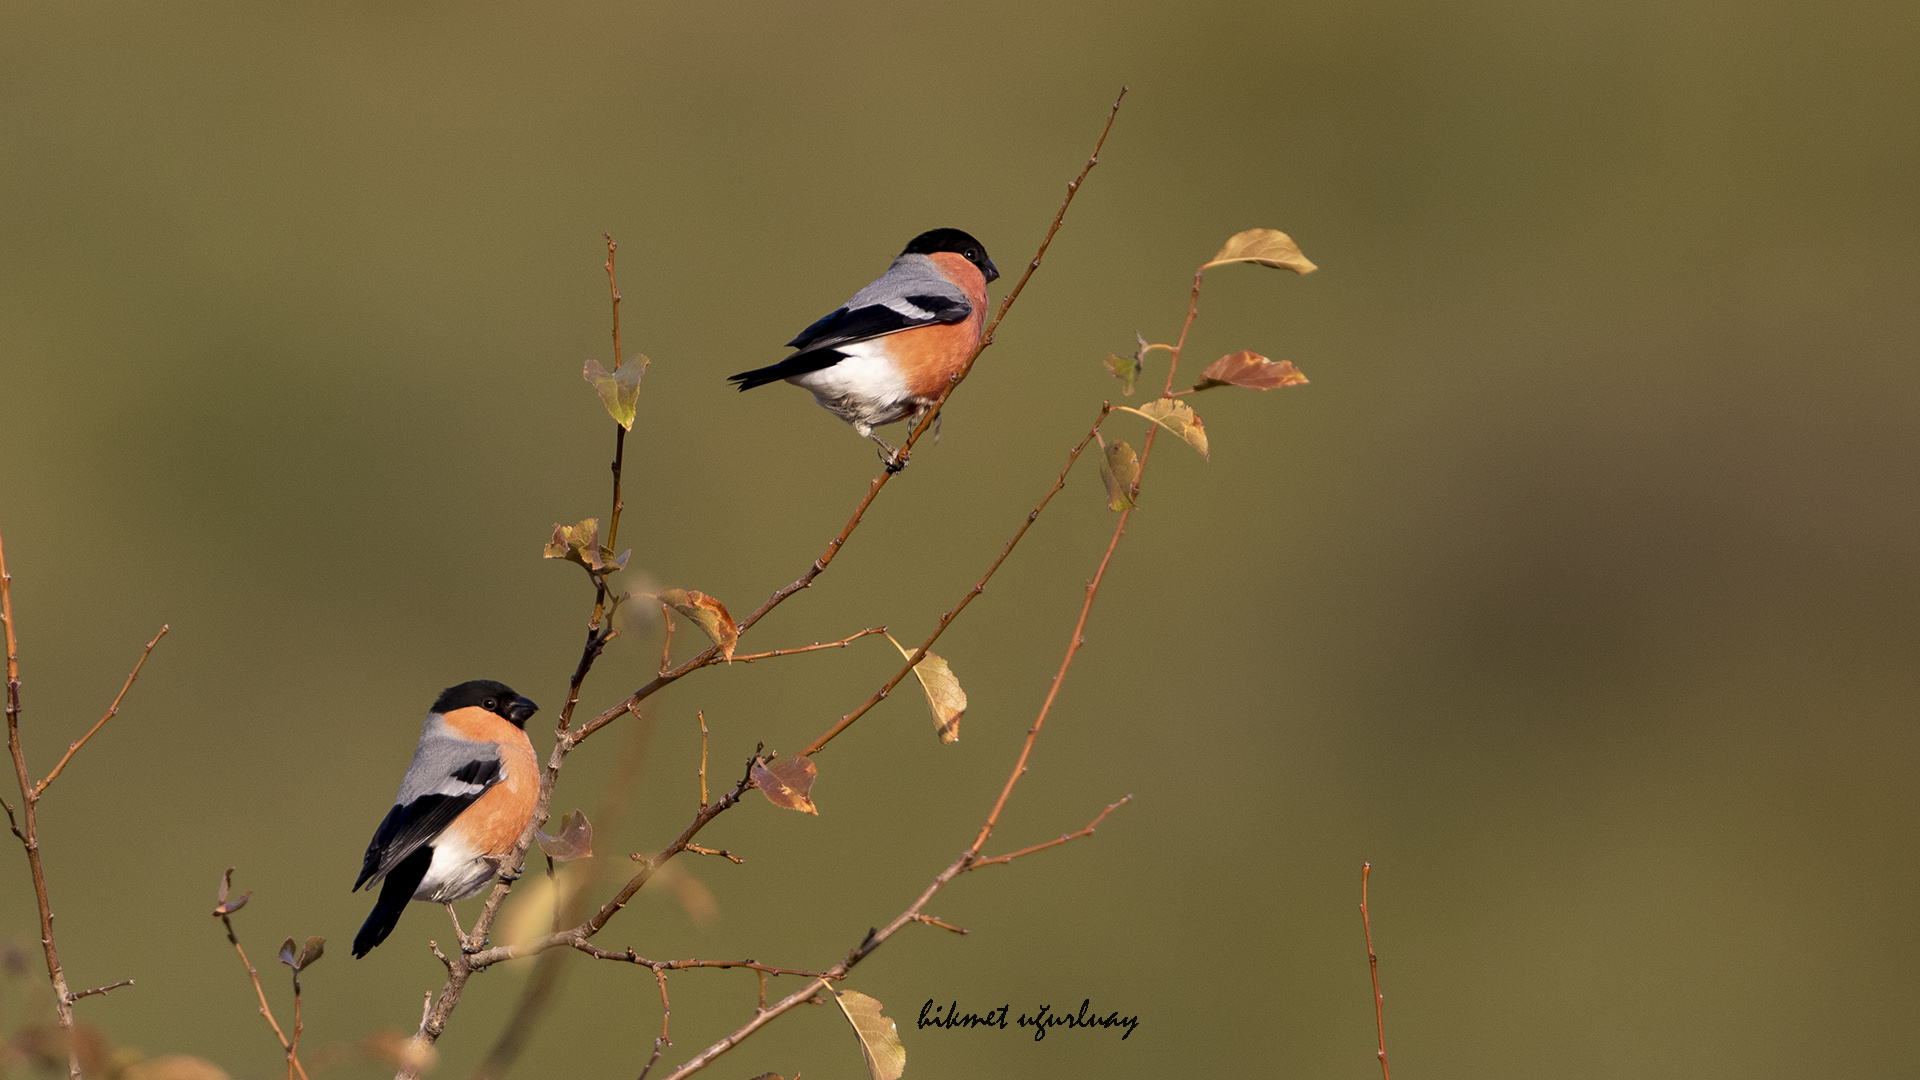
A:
1098,439,1140,511
1115,399,1210,460
584,354,649,430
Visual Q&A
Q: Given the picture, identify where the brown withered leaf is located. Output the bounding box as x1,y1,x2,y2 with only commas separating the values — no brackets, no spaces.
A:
1116,398,1210,459
543,518,630,575
832,989,907,1080
298,935,326,969
660,588,738,662
751,755,819,815
538,809,594,861
884,633,968,743
122,1055,234,1080
1193,351,1309,392
583,354,649,430
1098,439,1140,511
1203,228,1318,274
277,937,298,968
212,867,250,916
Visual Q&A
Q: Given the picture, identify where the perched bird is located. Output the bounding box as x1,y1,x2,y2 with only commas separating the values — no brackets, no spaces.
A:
729,227,1000,462
352,680,539,958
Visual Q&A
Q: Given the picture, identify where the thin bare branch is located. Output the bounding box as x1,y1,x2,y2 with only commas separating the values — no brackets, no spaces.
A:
36,624,168,796
968,795,1133,869
799,404,1111,757
731,627,885,664
1,528,80,1079
1361,862,1391,1080
70,978,134,1000
635,966,671,1080
909,914,968,936
214,869,310,1080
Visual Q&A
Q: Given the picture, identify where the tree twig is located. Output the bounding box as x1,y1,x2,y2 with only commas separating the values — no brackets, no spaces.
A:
35,624,168,796
800,405,1111,757
967,795,1132,869
214,868,310,1080
635,966,670,1080
1361,862,1390,1080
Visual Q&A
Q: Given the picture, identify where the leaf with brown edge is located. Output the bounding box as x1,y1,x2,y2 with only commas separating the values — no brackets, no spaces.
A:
751,755,819,815
832,989,907,1080
660,588,738,662
583,353,649,430
1098,439,1140,511
1193,350,1309,392
538,809,594,861
1115,398,1210,459
543,518,630,575
884,633,968,743
1203,228,1318,274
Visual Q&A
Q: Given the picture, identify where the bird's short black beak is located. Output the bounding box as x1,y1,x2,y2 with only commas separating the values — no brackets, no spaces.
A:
508,697,539,725
983,258,1001,284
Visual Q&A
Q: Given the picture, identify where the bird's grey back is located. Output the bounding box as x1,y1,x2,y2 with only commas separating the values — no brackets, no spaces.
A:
393,712,501,805
844,253,971,313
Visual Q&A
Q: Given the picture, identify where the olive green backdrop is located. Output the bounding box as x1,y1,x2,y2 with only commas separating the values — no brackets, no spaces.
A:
2,0,1916,1077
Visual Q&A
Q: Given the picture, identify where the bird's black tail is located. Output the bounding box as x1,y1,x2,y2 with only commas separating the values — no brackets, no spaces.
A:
353,845,432,958
728,350,845,391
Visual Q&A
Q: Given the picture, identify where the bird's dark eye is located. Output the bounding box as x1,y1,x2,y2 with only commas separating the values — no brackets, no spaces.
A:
965,249,979,260
484,698,498,710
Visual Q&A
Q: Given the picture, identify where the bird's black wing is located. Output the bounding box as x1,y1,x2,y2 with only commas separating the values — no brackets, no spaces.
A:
729,294,972,391
353,756,501,891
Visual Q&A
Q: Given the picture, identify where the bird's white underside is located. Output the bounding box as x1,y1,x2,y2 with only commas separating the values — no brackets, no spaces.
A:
415,833,495,903
784,339,916,438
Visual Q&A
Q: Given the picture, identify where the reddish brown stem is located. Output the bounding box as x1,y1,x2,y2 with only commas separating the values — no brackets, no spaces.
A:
799,405,1111,757
1361,863,1390,1080
968,795,1132,869
36,624,167,796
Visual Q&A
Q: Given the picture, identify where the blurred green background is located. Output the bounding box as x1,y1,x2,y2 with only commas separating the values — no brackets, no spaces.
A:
2,0,1917,1076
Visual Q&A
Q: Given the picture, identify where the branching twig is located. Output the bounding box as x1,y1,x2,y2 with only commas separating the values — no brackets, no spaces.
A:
407,87,1125,1072
800,405,1112,757
967,795,1132,869
214,869,310,1080
35,624,168,796
635,966,671,1080
731,627,885,664
1361,862,1390,1080
69,978,135,1000
2,527,155,1079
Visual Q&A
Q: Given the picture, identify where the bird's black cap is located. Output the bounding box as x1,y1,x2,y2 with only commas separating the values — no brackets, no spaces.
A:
432,679,539,728
902,228,1000,284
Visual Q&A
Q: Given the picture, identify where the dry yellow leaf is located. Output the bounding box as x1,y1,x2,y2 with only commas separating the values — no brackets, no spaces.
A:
1203,228,1317,274
660,588,738,662
1116,398,1210,459
1098,439,1140,511
543,518,629,574
885,633,968,743
1193,350,1309,392
751,755,819,814
832,989,907,1080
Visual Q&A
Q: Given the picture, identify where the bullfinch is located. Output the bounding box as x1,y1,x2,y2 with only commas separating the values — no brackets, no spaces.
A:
729,228,1000,460
352,680,539,958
